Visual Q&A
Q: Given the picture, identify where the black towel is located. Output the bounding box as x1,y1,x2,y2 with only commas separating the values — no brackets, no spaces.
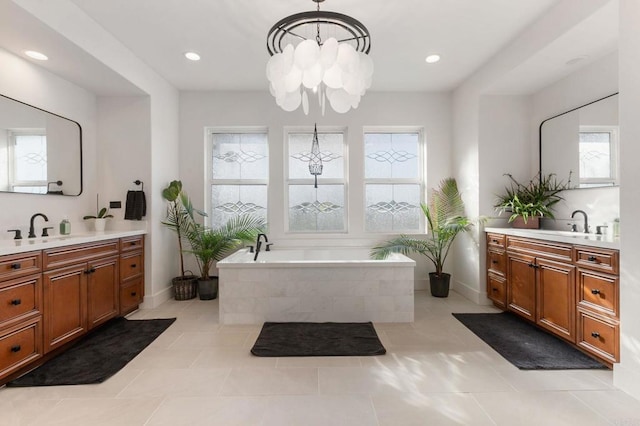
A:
124,190,146,220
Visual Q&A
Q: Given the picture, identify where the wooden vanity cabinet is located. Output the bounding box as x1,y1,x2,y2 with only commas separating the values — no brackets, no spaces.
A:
0,251,43,381
486,233,507,309
119,236,144,315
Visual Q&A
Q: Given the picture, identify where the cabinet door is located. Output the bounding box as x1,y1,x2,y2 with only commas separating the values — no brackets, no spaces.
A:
536,258,576,342
43,264,87,353
87,256,119,330
507,252,536,321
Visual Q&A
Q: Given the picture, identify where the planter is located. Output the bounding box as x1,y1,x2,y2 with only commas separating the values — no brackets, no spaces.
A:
93,218,107,232
429,272,451,298
172,275,198,300
511,216,540,229
197,276,218,300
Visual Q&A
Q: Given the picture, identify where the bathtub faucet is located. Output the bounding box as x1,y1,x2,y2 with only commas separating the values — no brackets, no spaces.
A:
254,233,269,261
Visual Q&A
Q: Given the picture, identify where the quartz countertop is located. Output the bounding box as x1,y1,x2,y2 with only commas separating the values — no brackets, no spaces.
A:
485,227,620,250
0,229,146,256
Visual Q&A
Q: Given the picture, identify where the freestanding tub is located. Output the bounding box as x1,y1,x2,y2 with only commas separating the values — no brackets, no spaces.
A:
217,248,415,324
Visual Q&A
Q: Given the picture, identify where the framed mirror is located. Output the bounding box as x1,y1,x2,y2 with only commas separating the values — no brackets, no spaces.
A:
540,93,618,189
0,94,82,196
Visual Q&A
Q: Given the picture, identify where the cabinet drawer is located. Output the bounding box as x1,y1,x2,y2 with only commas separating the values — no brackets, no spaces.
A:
574,246,619,274
120,277,143,315
120,235,144,253
577,311,618,363
0,251,42,282
577,269,618,318
507,236,572,263
487,273,506,309
487,249,506,276
120,252,143,281
0,317,42,379
0,274,41,327
43,240,119,270
487,233,505,249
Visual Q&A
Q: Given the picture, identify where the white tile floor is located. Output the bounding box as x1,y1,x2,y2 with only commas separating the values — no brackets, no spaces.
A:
2,291,640,425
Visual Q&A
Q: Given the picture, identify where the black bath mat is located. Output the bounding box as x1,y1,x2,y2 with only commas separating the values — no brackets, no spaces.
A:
453,312,607,370
251,322,386,357
7,317,176,387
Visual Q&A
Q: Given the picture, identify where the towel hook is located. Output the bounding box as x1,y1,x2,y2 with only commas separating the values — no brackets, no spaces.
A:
134,180,144,192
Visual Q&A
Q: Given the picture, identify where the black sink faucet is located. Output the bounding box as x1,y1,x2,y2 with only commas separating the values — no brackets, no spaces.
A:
571,210,589,233
254,233,269,261
29,213,49,238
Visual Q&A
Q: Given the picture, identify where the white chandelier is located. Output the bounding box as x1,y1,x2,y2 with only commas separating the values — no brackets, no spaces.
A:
266,0,373,115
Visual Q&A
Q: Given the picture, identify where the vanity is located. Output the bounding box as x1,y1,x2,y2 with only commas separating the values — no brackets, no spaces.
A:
485,227,619,367
0,231,145,384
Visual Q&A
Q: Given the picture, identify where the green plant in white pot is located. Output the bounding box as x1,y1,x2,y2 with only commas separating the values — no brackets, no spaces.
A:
185,214,266,300
371,178,474,297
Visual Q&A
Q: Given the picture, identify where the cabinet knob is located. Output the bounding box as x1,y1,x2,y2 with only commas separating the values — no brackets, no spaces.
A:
10,345,21,353
10,299,22,306
131,291,137,296
492,239,499,243
10,263,21,270
130,242,136,246
130,264,137,268
591,289,601,295
491,260,498,264
587,256,597,262
492,288,498,293
591,332,600,338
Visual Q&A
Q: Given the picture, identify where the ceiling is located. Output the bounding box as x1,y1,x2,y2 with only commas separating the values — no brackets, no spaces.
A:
0,0,619,96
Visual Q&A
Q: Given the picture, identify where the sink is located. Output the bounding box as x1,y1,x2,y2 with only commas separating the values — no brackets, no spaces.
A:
530,230,592,237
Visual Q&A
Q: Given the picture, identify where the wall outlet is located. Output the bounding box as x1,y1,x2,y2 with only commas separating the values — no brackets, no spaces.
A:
110,201,122,209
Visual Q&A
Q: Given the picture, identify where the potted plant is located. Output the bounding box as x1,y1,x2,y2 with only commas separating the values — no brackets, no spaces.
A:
83,195,114,232
494,172,569,229
185,215,266,300
371,178,474,297
161,180,206,300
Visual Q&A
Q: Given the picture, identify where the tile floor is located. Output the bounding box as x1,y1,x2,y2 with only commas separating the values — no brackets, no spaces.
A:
2,291,640,425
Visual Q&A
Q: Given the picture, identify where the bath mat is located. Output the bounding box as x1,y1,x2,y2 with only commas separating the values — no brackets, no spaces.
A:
251,322,386,357
7,317,176,387
453,312,607,370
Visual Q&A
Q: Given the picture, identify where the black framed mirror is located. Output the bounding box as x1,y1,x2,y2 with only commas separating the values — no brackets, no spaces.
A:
0,94,82,196
539,93,618,189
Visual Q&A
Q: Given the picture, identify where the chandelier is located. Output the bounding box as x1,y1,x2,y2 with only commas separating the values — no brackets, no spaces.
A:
266,0,373,115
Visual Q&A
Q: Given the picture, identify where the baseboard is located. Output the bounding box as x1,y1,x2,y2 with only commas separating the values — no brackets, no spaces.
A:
451,279,492,305
141,285,172,309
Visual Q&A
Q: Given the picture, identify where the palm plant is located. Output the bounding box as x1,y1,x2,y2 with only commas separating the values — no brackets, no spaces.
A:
185,215,266,280
371,178,473,277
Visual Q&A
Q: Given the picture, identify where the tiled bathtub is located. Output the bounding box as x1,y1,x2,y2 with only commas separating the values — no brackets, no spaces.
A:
217,248,416,324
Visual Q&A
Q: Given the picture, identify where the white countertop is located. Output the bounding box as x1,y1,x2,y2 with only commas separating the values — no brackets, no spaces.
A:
485,227,620,250
0,229,147,256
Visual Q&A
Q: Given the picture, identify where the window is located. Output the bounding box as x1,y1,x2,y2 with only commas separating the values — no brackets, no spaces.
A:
8,130,48,194
286,127,346,232
578,126,618,187
364,130,424,232
207,129,268,229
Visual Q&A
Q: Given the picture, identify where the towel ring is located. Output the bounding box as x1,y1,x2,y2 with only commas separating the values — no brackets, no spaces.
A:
134,180,144,192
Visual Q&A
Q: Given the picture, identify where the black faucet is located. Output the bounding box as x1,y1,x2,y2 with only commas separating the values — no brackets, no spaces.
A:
571,210,589,233
254,233,269,261
28,213,49,238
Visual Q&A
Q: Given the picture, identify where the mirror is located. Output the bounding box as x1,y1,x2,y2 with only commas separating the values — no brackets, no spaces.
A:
0,94,82,196
540,93,618,189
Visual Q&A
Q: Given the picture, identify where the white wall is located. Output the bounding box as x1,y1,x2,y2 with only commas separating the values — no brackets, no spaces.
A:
179,90,452,287
0,47,96,235
614,0,640,401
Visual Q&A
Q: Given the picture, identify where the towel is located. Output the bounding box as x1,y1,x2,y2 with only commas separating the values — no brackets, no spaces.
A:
124,190,146,220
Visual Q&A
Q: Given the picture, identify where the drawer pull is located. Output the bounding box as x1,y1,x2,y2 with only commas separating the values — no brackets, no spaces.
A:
491,260,498,264
10,299,22,306
84,268,97,274
130,242,136,246
492,288,498,293
130,264,137,268
591,289,601,295
587,256,597,262
131,292,137,296
492,239,499,244
591,332,600,338
528,263,538,269
10,263,21,270
10,345,21,353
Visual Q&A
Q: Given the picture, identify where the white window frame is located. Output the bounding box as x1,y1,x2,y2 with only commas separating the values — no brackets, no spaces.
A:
363,126,426,234
578,125,618,187
284,125,348,234
8,129,48,193
205,127,269,228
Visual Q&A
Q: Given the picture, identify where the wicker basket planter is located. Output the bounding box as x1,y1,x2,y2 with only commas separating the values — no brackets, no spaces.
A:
172,275,198,300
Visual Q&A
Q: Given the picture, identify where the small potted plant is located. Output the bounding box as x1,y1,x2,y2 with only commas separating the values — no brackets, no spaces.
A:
371,178,474,297
185,215,265,300
83,195,114,232
494,172,570,229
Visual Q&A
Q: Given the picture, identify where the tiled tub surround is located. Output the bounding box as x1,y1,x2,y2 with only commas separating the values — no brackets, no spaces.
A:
217,248,416,324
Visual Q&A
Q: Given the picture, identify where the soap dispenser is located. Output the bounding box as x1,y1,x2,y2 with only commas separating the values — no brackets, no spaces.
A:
59,217,71,235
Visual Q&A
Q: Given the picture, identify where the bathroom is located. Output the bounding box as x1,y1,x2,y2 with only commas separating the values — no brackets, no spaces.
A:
1,0,640,422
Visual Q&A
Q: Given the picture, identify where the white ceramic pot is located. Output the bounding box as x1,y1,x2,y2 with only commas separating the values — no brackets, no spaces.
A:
93,218,107,232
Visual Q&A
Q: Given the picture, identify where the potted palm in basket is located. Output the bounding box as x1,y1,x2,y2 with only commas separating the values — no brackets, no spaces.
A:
371,178,474,297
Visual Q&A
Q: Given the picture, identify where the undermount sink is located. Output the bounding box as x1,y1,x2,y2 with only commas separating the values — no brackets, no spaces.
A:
530,229,592,237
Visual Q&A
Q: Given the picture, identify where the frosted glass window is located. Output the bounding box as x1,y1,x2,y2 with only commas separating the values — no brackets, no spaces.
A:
10,133,47,194
289,184,345,232
364,131,424,233
579,132,612,179
289,132,344,179
208,130,268,229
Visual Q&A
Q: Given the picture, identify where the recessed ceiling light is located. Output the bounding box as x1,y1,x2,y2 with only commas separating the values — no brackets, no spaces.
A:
25,50,48,61
184,52,201,61
425,54,441,64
